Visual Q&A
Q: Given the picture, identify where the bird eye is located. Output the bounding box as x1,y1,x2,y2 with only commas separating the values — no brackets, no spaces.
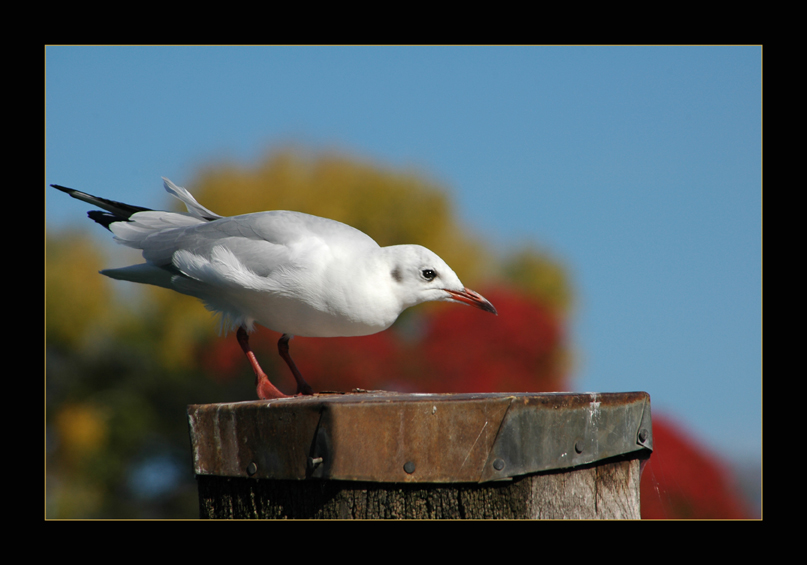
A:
421,269,437,281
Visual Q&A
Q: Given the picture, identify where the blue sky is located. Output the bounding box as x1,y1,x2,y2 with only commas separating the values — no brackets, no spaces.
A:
46,46,761,464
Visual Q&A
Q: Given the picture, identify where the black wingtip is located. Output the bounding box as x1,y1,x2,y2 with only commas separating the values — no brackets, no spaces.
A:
50,183,75,195
87,210,119,230
50,182,153,227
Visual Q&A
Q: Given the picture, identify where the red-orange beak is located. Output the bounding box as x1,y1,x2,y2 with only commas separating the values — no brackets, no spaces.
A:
444,288,498,315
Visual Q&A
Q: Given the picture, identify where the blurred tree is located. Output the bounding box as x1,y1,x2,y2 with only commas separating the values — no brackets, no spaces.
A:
502,247,574,315
46,147,751,519
417,287,567,393
46,231,248,518
46,231,118,350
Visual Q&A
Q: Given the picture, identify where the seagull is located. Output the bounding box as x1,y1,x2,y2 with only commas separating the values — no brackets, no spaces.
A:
51,178,497,399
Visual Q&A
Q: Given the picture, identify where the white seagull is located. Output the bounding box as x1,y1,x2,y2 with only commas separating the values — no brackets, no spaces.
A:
51,178,497,399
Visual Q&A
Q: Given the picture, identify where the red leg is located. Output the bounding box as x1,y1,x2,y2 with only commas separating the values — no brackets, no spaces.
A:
278,334,314,395
236,327,288,399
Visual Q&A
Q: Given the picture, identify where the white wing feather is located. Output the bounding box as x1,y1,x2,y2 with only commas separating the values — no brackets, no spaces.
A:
161,177,221,220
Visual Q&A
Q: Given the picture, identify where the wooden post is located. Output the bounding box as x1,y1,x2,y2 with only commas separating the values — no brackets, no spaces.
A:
188,391,652,519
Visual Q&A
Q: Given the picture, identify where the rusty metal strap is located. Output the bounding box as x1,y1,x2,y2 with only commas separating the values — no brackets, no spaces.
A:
188,391,652,483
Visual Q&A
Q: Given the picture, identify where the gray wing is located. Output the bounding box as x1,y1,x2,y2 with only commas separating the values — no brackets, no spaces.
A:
105,209,379,287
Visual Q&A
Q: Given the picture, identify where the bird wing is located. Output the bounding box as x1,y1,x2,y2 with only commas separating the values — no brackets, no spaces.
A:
108,208,377,284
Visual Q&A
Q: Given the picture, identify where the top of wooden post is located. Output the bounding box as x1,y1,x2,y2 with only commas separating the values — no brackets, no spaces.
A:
188,391,652,484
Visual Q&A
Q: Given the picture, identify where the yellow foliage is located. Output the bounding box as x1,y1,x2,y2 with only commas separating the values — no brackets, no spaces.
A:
502,246,574,314
55,402,108,458
146,288,219,369
46,231,116,349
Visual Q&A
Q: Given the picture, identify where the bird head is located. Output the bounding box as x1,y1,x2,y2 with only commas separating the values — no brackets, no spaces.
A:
384,245,497,315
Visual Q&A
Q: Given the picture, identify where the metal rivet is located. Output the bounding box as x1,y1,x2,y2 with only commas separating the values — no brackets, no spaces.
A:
638,429,649,443
493,458,505,471
308,456,323,469
247,462,258,476
575,440,584,454
403,461,416,474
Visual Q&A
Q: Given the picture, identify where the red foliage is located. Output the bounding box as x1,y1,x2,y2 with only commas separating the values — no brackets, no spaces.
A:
291,332,401,392
416,287,566,393
288,287,565,393
199,333,244,381
201,286,567,394
641,415,751,519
